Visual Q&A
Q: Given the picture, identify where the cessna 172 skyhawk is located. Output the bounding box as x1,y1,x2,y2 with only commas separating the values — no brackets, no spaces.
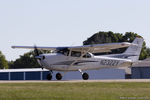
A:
12,37,143,80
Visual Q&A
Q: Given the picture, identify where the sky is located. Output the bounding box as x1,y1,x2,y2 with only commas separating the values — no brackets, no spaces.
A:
0,0,150,61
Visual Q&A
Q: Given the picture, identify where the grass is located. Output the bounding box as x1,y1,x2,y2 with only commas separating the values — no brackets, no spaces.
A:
0,82,150,100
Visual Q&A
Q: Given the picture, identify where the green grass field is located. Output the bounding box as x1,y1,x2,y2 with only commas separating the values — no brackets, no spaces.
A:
0,82,150,100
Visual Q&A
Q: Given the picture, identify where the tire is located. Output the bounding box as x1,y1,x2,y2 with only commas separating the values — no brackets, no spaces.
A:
47,73,52,80
56,73,62,80
82,72,89,80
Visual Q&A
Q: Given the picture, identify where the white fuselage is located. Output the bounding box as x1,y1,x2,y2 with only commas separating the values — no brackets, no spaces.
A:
38,53,132,71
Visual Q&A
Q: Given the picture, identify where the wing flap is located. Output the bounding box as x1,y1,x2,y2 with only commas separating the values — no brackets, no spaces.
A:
11,46,56,51
68,42,133,53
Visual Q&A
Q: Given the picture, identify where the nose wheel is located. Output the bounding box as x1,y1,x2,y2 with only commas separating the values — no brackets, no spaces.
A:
56,73,62,80
47,73,52,80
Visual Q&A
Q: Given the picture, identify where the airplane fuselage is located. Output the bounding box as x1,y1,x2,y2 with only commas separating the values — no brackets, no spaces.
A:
38,53,132,71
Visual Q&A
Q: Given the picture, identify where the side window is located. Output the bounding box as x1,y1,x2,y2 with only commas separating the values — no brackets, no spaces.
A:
71,51,81,57
63,51,69,56
70,51,92,58
83,53,91,58
57,48,69,56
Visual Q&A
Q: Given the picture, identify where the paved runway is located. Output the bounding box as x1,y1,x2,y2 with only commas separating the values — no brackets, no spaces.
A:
0,79,150,83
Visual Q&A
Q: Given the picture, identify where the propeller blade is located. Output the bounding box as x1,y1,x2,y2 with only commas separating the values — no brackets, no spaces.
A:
34,45,39,56
33,45,44,70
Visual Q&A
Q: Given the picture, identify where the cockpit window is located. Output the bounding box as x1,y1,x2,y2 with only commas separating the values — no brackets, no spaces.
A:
57,48,69,56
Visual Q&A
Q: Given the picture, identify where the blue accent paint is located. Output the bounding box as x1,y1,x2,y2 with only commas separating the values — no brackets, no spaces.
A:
54,60,98,65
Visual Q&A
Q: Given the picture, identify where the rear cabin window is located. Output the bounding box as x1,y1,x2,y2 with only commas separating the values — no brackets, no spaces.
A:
83,53,92,58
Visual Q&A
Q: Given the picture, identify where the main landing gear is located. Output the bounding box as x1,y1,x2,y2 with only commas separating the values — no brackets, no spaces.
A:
78,69,89,80
82,72,89,80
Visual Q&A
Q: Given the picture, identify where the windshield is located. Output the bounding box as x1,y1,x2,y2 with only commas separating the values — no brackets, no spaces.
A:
57,48,69,56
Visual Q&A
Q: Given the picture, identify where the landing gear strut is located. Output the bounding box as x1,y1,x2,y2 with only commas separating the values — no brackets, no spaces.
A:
78,69,89,80
47,70,53,80
56,73,62,80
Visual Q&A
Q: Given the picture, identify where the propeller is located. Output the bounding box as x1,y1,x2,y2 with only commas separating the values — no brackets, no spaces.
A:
33,45,43,70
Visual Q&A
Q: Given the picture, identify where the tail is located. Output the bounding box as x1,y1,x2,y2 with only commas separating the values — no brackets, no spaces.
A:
123,37,144,61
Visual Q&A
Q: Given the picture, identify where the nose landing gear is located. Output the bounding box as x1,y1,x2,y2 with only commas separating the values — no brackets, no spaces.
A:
47,70,53,80
47,73,52,80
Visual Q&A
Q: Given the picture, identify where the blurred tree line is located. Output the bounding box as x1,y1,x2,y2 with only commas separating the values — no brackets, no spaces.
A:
83,31,150,60
8,51,40,69
0,51,8,69
0,31,150,69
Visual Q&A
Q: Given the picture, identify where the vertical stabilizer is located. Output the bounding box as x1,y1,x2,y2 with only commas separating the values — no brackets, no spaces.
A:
123,37,144,61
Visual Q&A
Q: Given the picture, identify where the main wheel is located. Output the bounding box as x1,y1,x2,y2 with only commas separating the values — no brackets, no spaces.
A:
82,72,89,80
56,73,62,80
47,73,52,80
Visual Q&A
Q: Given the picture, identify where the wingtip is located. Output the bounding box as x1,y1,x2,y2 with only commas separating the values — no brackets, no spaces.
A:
136,36,143,39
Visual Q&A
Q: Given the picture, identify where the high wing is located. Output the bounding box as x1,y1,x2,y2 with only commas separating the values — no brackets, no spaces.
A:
12,42,135,53
12,46,58,51
68,42,135,53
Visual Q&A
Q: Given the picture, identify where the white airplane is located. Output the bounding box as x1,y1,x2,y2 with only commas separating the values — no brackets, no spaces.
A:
12,37,143,80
